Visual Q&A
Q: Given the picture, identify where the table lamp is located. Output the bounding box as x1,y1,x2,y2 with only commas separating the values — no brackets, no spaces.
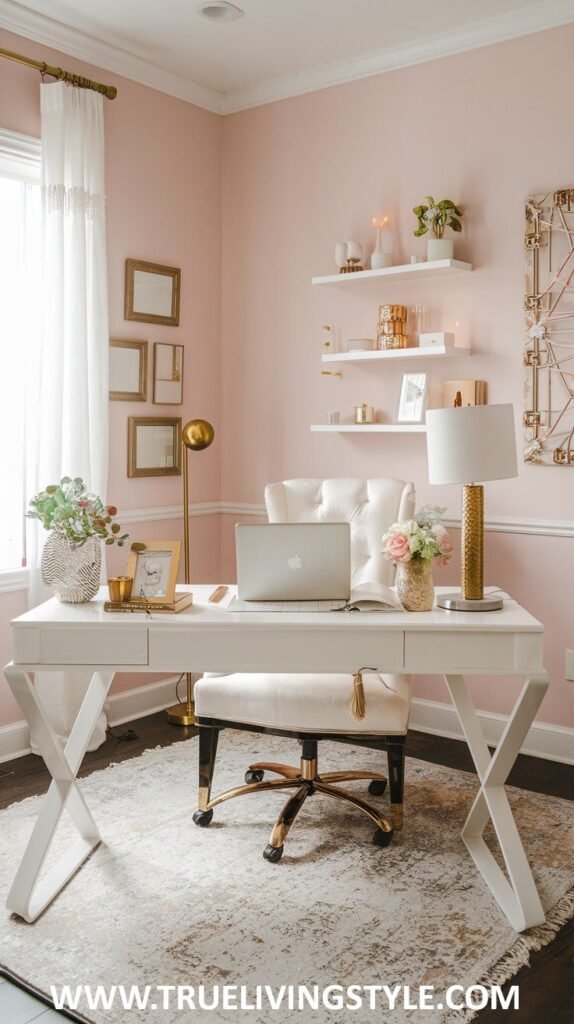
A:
167,417,215,726
425,404,517,611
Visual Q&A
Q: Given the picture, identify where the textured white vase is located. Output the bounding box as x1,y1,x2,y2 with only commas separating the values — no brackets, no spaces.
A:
427,238,454,261
41,535,102,603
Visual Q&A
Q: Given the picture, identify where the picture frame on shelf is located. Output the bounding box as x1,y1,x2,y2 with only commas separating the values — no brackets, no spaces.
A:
127,416,182,477
109,339,148,401
124,258,181,327
126,540,181,604
396,372,429,424
153,342,184,405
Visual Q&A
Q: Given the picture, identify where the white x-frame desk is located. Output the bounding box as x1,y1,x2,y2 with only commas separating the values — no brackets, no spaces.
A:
5,585,548,932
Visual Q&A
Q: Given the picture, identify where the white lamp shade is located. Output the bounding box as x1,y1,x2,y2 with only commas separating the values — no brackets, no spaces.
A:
426,404,518,484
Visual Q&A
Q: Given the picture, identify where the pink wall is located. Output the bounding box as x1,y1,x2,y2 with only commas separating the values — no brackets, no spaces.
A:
0,29,223,726
220,25,574,729
1,23,573,738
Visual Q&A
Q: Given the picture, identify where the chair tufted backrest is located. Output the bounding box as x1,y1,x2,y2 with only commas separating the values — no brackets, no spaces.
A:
265,478,415,588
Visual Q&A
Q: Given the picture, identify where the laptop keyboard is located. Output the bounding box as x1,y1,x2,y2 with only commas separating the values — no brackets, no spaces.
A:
227,597,348,612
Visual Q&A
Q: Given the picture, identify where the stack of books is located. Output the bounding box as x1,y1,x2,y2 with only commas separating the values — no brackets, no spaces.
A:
104,591,193,614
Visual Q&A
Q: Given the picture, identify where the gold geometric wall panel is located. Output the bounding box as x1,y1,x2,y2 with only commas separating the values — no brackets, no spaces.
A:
524,187,574,465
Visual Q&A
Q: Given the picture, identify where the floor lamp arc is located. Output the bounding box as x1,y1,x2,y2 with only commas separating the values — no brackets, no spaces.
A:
167,417,215,726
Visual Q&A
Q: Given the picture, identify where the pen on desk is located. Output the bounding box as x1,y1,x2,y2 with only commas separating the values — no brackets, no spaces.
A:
208,585,229,604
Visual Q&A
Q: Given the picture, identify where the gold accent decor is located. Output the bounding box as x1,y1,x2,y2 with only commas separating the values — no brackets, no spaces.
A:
166,418,215,727
107,576,133,603
0,46,117,98
109,339,148,402
461,484,484,601
126,541,181,605
127,417,182,477
524,187,574,465
125,259,181,327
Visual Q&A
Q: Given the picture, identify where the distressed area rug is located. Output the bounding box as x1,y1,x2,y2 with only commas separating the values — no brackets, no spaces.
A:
0,732,573,1024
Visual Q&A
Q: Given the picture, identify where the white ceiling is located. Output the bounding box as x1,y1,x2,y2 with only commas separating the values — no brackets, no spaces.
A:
1,0,573,113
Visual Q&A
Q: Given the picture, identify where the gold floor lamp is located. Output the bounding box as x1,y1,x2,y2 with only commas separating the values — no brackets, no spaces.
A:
167,417,215,726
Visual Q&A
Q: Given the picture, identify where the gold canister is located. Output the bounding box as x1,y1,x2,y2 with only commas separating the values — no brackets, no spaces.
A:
108,576,134,602
354,402,375,424
379,304,407,322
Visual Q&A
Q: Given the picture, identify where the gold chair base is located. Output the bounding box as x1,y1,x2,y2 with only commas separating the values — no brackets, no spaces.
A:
199,755,399,859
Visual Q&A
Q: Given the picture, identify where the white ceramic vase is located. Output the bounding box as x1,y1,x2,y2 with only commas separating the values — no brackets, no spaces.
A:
371,230,392,269
41,534,102,603
427,238,454,262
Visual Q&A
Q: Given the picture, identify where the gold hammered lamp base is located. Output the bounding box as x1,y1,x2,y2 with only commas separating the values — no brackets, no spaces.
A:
437,483,503,612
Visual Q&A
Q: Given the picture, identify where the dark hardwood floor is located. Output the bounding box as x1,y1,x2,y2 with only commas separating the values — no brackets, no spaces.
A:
1,714,572,1022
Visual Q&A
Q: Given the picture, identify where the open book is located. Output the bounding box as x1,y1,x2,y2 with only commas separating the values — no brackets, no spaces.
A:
227,581,403,613
344,581,403,611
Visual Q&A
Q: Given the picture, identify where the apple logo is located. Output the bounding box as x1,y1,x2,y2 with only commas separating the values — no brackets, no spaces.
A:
288,553,303,571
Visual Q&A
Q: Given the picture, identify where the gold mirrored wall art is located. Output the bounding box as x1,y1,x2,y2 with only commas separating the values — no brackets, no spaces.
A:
153,342,184,405
109,339,148,401
125,258,181,327
127,416,182,477
524,187,574,465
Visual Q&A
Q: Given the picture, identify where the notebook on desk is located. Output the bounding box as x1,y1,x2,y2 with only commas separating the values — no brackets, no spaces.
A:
228,581,403,612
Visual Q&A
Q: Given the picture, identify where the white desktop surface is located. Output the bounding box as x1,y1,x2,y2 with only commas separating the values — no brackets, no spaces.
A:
5,584,549,932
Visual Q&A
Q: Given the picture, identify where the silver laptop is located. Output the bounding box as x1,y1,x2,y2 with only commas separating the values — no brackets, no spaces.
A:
235,523,351,602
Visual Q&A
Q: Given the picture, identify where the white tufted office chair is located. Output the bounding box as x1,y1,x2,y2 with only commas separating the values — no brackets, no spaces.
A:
193,478,415,862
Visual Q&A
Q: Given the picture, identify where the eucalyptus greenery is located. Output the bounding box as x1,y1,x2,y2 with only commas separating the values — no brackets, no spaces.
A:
27,477,128,547
413,197,463,239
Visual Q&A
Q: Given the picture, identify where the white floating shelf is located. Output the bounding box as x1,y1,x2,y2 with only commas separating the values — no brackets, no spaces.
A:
312,259,472,287
311,424,426,433
321,344,470,364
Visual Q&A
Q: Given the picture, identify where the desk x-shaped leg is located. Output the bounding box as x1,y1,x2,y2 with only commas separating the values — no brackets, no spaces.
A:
4,665,114,922
445,673,550,932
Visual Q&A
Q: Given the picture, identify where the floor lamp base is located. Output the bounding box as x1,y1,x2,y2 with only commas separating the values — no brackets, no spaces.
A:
166,702,197,727
437,592,503,612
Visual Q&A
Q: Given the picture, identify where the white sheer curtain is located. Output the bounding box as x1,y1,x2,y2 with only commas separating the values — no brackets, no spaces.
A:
27,82,110,751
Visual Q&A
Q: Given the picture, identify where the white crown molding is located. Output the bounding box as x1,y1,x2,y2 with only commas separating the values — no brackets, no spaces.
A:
0,0,225,114
224,0,574,113
2,0,573,115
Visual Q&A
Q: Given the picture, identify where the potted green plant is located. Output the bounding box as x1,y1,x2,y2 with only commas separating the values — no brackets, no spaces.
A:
27,477,128,603
413,196,463,262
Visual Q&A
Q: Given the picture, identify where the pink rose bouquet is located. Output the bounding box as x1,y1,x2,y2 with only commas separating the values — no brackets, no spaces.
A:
383,505,453,567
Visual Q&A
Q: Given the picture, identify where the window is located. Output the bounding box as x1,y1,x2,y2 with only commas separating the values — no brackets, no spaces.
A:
0,129,41,572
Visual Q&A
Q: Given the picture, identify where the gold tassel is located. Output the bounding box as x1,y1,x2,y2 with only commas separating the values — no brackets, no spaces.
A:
351,670,366,720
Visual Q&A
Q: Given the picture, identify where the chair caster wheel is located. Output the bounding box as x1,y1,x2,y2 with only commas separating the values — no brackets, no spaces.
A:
373,827,394,848
245,769,264,784
193,809,213,827
263,844,283,863
368,779,387,796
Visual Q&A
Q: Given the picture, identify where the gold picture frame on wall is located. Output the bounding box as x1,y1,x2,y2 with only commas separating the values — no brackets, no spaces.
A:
125,258,181,327
109,339,148,401
126,540,181,604
127,416,182,477
153,342,184,405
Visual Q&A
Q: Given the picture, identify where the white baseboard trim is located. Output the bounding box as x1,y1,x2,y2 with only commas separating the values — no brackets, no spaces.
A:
1,680,572,765
410,696,574,765
0,676,181,764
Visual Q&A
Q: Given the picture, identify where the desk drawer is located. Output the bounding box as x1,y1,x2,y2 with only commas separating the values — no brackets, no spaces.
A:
13,626,148,666
405,630,524,673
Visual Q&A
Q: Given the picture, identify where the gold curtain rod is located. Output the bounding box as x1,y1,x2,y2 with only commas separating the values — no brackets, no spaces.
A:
0,46,117,100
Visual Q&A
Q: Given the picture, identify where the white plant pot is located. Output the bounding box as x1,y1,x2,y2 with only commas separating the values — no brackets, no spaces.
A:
427,238,454,262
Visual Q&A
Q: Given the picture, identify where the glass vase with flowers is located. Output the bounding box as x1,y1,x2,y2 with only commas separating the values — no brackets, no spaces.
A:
383,506,453,611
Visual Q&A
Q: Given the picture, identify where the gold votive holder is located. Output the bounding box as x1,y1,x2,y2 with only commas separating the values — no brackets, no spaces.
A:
354,402,375,424
108,576,134,603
